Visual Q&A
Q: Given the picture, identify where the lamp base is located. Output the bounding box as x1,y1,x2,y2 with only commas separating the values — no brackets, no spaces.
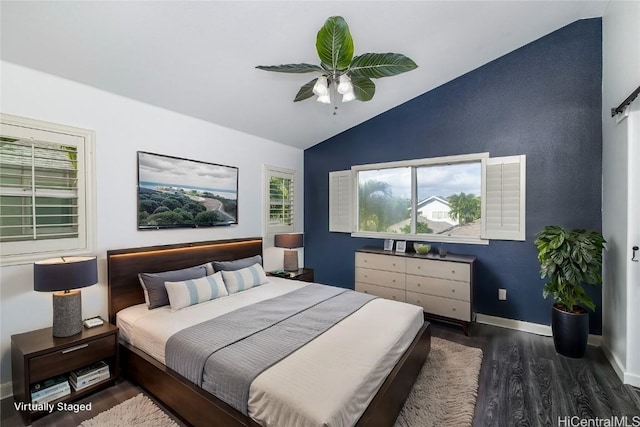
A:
52,290,82,337
283,250,299,272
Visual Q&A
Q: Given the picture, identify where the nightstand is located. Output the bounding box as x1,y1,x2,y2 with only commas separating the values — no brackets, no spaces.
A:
11,323,119,423
268,267,314,283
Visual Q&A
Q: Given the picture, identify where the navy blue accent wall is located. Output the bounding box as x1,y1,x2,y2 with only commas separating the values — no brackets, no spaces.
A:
304,19,603,333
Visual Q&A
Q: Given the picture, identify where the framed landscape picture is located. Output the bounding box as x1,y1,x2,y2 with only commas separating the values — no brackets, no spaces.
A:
137,151,238,229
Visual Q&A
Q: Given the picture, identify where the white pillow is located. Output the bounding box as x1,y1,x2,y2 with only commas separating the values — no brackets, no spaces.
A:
221,263,268,294
164,272,228,311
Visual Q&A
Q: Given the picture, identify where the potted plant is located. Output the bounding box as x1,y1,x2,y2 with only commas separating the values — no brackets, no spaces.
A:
534,225,606,358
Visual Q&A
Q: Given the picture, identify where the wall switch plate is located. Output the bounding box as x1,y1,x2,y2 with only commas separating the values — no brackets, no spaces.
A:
498,288,507,300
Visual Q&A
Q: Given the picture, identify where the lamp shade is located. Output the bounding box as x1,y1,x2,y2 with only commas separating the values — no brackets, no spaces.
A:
34,256,98,292
274,233,303,249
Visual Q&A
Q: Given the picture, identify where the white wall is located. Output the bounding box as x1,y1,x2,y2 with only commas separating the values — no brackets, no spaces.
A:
601,0,640,386
0,62,305,392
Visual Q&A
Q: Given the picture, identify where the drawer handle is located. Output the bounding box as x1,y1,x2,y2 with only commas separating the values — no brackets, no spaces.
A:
62,344,89,354
392,279,396,283
392,296,396,299
417,283,421,287
452,308,456,311
452,270,455,274
451,289,455,293
364,290,368,294
417,266,421,269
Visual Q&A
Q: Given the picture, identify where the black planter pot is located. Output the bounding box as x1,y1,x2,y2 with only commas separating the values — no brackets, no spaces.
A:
551,305,589,358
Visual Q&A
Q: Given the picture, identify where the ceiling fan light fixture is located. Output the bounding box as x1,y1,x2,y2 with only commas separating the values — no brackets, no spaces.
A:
317,94,331,104
312,76,329,97
256,16,417,108
337,74,353,95
341,89,356,103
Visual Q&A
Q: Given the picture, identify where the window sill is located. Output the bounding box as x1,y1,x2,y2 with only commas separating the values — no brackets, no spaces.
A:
350,231,490,245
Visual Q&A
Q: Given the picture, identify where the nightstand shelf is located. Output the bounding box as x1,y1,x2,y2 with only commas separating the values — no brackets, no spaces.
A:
268,267,314,283
11,323,119,423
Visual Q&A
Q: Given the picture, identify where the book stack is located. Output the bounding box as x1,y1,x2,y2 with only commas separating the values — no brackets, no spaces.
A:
31,375,70,404
69,361,110,391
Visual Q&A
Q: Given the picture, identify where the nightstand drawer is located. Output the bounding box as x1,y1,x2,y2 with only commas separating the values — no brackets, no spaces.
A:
30,334,116,383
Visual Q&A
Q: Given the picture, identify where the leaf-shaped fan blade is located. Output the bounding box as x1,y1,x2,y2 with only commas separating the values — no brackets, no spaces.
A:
294,79,318,102
256,63,325,73
349,53,418,79
351,76,375,101
316,16,354,71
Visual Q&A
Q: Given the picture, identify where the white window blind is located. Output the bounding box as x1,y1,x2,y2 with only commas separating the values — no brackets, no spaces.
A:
0,114,95,265
329,170,352,233
481,155,526,241
264,165,295,234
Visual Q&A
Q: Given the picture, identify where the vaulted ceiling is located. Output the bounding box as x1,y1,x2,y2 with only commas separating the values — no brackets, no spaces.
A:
1,1,608,149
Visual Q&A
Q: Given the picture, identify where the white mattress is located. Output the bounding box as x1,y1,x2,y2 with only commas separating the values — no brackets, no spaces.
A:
117,277,424,427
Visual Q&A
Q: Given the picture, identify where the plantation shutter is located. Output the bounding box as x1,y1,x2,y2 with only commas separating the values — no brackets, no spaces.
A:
329,170,353,233
265,166,295,234
0,117,93,265
481,155,526,241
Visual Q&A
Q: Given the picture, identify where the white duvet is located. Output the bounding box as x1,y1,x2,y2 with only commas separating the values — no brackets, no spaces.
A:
117,277,424,427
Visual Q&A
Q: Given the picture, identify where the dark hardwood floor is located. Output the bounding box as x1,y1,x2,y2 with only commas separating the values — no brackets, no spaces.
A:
2,322,638,426
432,322,640,427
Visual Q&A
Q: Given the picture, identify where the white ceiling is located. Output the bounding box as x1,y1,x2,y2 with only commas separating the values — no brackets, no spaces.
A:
1,1,607,149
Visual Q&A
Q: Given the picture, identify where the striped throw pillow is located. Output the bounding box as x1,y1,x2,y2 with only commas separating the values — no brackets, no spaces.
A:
221,263,268,294
165,272,228,311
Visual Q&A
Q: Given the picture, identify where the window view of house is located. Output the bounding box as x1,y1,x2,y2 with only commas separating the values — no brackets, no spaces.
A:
357,162,482,238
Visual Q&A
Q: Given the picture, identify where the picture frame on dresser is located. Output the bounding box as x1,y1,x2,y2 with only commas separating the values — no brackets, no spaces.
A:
384,239,394,251
396,241,407,253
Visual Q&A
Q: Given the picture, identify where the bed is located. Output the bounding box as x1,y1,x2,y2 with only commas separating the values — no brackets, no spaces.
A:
107,237,431,427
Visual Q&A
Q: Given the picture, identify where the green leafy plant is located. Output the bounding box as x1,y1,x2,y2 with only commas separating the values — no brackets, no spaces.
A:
534,225,606,313
256,16,417,102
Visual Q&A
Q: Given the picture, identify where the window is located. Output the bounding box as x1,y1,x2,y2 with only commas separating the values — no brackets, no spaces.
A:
0,114,95,265
264,165,295,235
329,152,525,244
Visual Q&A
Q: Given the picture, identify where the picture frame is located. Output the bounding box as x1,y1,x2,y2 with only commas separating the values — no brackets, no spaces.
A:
396,240,407,253
137,151,238,229
384,239,395,251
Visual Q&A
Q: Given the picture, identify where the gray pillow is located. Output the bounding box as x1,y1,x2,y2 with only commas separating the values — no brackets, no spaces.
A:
139,265,208,309
213,255,262,272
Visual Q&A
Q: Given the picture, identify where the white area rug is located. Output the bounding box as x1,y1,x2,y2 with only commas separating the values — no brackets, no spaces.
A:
394,336,483,427
78,393,178,427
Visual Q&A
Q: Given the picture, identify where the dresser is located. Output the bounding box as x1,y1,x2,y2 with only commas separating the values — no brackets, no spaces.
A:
355,246,476,335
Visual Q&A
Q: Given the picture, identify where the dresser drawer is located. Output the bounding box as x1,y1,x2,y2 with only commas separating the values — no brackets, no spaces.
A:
355,252,405,273
356,282,406,302
355,267,405,290
29,334,117,383
406,258,470,282
406,275,470,302
406,291,471,321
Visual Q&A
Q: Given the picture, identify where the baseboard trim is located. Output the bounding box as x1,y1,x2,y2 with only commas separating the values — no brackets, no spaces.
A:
624,372,640,388
601,343,626,382
1,381,13,400
475,313,602,347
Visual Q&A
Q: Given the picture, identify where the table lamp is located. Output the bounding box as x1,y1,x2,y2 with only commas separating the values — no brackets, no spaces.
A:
34,256,98,337
274,233,304,272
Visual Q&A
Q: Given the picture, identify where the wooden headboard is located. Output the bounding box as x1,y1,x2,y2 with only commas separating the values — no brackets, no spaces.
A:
107,237,263,324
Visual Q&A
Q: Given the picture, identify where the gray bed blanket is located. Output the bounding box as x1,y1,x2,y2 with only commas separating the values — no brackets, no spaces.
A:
165,284,376,414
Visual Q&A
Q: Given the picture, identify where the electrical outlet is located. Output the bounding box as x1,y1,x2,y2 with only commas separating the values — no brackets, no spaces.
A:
498,288,507,300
